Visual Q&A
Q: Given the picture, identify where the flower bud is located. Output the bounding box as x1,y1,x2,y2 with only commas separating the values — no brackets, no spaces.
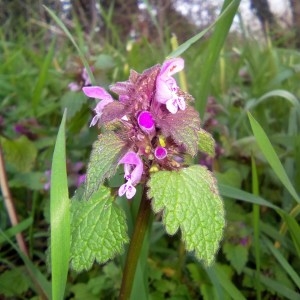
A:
137,111,155,134
154,146,167,160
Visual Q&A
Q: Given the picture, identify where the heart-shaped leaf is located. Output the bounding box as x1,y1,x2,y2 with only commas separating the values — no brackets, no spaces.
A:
70,186,129,272
148,165,224,265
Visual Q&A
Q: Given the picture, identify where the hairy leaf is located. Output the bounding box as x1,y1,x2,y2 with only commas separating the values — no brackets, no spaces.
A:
148,165,224,265
84,132,127,199
198,129,215,157
70,186,129,272
156,107,201,156
61,91,87,120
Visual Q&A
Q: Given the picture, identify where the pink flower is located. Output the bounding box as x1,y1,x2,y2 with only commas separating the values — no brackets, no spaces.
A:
155,58,186,114
82,86,114,126
69,67,93,91
118,151,143,199
77,174,86,187
82,68,92,86
137,111,155,134
68,82,81,92
154,146,167,160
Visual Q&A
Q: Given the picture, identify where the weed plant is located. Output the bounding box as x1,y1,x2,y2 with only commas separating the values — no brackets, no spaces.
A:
0,1,299,300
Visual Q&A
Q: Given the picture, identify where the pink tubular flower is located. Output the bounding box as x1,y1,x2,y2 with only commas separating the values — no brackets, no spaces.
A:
118,151,143,199
154,146,167,160
82,86,114,127
155,58,186,114
68,67,93,91
82,68,92,86
137,111,155,134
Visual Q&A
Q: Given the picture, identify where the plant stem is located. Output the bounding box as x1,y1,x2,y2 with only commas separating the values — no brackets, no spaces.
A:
0,144,28,256
119,187,152,300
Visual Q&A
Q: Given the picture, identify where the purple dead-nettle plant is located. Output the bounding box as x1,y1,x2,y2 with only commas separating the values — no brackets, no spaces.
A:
82,57,198,199
70,57,224,275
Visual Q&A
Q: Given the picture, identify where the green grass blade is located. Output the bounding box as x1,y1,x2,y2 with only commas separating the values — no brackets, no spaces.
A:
244,268,300,300
260,222,294,253
31,38,56,113
205,266,224,300
219,183,281,211
167,0,240,60
281,213,300,256
196,0,241,117
0,217,32,244
43,6,95,85
50,110,70,300
0,230,51,299
264,238,300,289
214,264,247,300
248,112,300,203
246,89,300,111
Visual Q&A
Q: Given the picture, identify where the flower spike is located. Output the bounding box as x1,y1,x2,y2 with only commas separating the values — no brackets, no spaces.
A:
82,57,201,201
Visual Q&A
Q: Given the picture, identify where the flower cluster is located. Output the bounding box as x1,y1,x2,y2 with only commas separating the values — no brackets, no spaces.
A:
83,58,200,199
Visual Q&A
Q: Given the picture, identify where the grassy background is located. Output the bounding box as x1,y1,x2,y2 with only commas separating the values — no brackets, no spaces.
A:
0,1,300,299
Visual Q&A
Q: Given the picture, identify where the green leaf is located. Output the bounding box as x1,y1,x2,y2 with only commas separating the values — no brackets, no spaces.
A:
0,268,29,297
84,132,128,199
69,283,98,300
248,112,300,203
50,110,70,300
215,168,242,188
264,238,300,289
0,136,37,172
0,230,51,299
157,107,201,156
70,186,129,272
223,243,248,274
148,165,225,265
61,91,87,120
198,129,215,157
